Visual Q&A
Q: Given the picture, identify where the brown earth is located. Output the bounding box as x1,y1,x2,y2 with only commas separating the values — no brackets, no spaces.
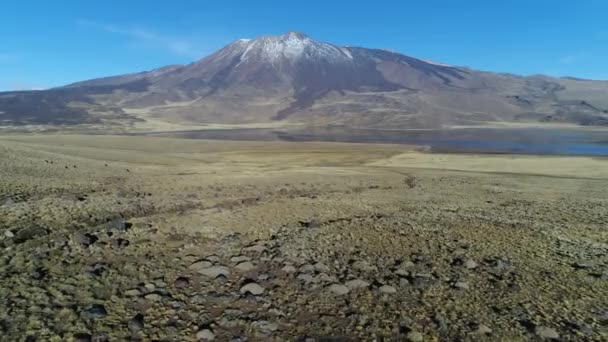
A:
0,134,607,341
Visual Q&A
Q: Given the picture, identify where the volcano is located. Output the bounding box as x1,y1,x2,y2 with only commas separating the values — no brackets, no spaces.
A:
1,32,607,129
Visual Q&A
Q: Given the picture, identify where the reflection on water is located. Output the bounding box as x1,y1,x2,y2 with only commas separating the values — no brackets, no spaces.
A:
136,127,608,156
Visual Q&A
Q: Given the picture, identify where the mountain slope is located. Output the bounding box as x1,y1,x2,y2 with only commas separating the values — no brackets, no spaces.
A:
1,32,608,129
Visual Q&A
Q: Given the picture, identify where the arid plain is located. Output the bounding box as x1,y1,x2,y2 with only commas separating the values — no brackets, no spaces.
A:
1,134,607,341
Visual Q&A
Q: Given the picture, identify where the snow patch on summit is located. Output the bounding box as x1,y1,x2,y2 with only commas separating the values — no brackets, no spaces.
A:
235,32,354,67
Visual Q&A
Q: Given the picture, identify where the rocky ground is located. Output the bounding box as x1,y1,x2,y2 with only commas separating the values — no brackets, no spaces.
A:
0,135,607,341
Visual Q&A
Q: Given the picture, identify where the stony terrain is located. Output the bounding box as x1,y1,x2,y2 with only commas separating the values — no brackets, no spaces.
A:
0,134,607,341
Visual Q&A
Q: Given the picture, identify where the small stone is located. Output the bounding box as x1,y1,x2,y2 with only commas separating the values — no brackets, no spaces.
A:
535,326,559,340
81,304,107,320
281,265,297,273
327,284,350,295
353,261,377,272
73,231,98,247
415,273,433,279
405,331,423,342
297,273,315,283
199,266,230,278
235,261,256,272
401,261,416,268
243,244,266,253
453,282,469,290
299,219,320,228
206,255,221,262
314,262,330,273
124,289,141,297
189,261,213,271
379,285,397,293
105,219,131,231
317,273,338,283
174,277,190,288
240,283,264,295
300,264,316,273
128,313,144,332
144,293,162,301
230,255,251,263
73,333,92,342
394,269,410,277
345,279,370,289
196,329,215,341
464,259,478,269
572,262,593,270
252,320,278,336
1,197,15,207
13,226,48,244
144,283,156,292
475,324,492,335
4,230,15,238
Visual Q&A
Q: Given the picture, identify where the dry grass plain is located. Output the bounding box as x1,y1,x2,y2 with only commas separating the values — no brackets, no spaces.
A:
0,134,607,341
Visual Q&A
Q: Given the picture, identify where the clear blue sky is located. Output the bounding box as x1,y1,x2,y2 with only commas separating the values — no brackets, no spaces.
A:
1,0,607,90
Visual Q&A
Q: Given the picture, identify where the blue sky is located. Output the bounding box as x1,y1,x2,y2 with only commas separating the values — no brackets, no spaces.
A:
1,0,607,90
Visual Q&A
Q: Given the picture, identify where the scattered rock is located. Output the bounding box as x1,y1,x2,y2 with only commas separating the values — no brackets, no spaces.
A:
196,329,215,341
400,260,416,268
190,261,213,271
243,244,266,253
281,265,297,273
314,262,330,273
300,264,316,273
252,320,278,336
174,276,190,288
1,197,15,207
73,231,98,247
124,289,142,297
240,282,264,295
81,305,107,320
230,255,251,263
571,262,593,270
299,219,320,228
111,238,130,249
317,273,338,283
464,259,478,269
394,269,410,277
405,331,424,342
128,313,144,333
453,282,470,290
13,226,48,244
235,261,256,272
199,266,230,279
145,293,162,301
105,219,132,231
535,326,559,340
72,333,93,342
345,279,370,290
297,273,315,283
379,285,397,293
353,261,377,272
3,229,15,239
475,324,492,335
327,284,350,295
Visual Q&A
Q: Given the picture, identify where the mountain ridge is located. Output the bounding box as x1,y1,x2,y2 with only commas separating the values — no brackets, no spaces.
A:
1,32,607,129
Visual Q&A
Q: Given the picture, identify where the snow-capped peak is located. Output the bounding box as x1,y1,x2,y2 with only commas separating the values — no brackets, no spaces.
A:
236,31,353,66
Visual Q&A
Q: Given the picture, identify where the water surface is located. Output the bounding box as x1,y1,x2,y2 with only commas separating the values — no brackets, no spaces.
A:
137,127,608,156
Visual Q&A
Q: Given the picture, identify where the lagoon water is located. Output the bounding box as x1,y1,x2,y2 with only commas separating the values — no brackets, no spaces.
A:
141,127,608,156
